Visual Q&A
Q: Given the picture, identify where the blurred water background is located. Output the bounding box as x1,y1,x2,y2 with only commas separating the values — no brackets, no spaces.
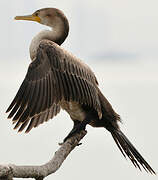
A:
0,0,157,180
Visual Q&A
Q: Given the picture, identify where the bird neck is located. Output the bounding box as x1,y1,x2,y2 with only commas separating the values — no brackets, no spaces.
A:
29,16,69,60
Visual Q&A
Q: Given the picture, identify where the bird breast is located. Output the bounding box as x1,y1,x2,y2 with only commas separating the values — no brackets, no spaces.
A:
60,101,86,121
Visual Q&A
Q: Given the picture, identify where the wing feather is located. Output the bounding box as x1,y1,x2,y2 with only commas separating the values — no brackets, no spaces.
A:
6,40,101,132
18,119,30,132
41,77,47,112
8,81,31,119
60,72,70,101
25,118,36,133
6,80,27,113
29,79,40,116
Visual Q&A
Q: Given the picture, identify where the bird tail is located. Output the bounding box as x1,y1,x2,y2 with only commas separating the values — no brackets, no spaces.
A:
110,129,156,174
98,89,156,174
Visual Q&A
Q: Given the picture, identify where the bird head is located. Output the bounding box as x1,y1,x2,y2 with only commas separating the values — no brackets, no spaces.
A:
15,8,65,28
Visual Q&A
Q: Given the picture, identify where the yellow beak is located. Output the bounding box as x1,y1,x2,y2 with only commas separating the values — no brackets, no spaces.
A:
14,14,41,23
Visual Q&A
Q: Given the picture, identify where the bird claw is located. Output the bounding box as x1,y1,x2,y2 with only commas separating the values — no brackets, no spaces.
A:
63,124,85,143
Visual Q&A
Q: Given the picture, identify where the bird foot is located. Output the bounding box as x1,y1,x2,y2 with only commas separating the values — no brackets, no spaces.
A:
63,123,86,143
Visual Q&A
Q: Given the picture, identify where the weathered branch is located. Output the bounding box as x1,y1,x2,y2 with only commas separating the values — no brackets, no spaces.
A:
0,131,87,180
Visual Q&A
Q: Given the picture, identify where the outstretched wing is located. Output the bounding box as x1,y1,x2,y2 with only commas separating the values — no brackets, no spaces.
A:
6,40,101,132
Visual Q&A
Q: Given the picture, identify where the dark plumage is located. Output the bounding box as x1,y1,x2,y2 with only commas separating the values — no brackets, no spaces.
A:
6,8,156,174
7,40,101,131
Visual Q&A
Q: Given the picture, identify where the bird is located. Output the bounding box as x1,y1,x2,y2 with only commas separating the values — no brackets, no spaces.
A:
6,8,155,174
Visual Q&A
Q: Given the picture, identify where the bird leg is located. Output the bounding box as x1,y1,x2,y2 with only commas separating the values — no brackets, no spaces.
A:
63,112,94,143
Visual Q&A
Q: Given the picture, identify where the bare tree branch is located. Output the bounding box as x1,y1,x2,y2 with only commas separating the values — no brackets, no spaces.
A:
0,131,87,180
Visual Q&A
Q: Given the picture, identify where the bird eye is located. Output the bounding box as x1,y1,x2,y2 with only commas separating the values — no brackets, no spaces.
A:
34,12,39,16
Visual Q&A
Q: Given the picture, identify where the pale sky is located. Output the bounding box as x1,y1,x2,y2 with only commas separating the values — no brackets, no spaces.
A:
1,0,158,59
0,1,157,180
